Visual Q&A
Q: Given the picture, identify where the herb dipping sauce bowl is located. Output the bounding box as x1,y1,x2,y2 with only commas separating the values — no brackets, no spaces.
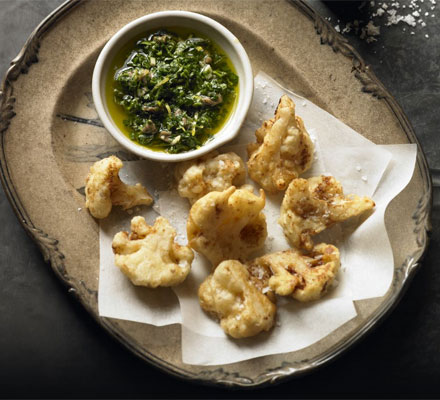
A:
92,11,253,162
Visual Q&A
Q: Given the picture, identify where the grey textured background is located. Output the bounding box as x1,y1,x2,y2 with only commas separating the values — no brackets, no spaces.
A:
0,0,439,397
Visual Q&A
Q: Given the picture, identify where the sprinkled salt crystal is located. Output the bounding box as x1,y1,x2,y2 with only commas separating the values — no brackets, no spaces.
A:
425,11,429,15
77,207,82,211
262,83,267,88
218,159,225,168
376,7,385,15
412,10,420,16
256,267,265,279
262,287,270,294
425,33,430,37
402,14,417,26
342,23,352,33
411,31,415,34
178,260,188,268
356,165,362,172
421,21,426,26
361,175,368,182
302,101,307,106
432,14,435,17
262,98,267,104
238,303,244,310
382,2,388,8
334,24,341,32
236,315,241,320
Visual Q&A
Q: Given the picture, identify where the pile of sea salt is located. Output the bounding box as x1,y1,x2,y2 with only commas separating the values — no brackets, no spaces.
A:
330,0,436,42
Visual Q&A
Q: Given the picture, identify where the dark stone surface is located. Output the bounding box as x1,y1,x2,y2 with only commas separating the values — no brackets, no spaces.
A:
0,0,438,398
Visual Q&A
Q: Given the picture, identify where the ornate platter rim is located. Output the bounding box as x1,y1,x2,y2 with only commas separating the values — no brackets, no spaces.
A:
0,0,432,388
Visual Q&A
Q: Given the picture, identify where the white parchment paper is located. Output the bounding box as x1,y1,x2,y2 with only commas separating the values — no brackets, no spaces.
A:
98,72,417,365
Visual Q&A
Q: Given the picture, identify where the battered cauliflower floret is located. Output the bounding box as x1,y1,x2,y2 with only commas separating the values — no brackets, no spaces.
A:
85,155,153,219
112,216,193,288
247,243,340,302
175,151,247,204
198,260,276,338
247,95,314,193
187,186,267,266
279,175,375,250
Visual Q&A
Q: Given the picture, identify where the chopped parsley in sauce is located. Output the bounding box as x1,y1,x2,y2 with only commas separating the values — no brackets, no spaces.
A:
111,30,238,153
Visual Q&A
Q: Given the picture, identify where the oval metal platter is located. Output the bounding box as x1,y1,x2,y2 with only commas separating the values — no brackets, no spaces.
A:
0,0,432,388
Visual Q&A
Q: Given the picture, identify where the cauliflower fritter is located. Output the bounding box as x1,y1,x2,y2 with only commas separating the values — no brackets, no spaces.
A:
198,260,276,338
85,156,153,219
187,186,267,266
112,216,193,287
247,243,340,302
279,175,375,250
247,95,314,193
175,151,247,204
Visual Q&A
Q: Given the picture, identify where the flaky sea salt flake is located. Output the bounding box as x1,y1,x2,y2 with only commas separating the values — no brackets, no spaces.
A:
402,14,417,26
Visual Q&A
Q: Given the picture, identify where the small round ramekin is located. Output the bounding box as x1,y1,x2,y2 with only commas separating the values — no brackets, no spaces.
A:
92,10,253,162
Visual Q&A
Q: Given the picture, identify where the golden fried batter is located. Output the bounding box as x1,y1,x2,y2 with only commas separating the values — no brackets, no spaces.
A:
187,186,267,266
247,243,340,302
175,151,246,204
112,216,193,287
247,95,314,193
85,156,153,219
279,175,375,250
198,260,276,338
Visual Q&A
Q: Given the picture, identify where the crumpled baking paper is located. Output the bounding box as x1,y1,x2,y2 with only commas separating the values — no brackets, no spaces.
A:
98,72,417,365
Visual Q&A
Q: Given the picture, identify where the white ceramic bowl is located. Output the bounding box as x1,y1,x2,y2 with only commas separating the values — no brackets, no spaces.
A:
92,11,253,162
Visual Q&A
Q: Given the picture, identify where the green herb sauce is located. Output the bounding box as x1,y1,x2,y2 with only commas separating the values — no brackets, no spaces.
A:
106,29,239,153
